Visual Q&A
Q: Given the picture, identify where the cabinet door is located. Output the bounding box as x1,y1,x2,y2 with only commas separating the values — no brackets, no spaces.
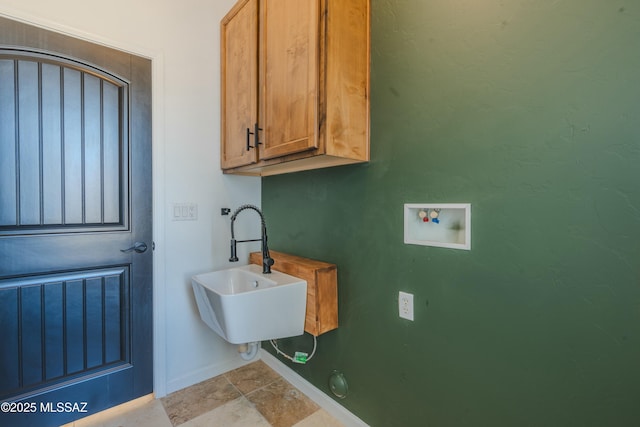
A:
221,0,259,169
259,0,320,160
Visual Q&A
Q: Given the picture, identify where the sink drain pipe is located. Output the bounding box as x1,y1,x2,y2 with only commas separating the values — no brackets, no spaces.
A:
238,342,259,360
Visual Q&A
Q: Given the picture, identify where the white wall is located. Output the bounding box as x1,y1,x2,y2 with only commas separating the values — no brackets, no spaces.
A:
0,0,262,396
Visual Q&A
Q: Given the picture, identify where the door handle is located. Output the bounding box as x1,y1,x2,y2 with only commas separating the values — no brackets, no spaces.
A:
121,242,148,253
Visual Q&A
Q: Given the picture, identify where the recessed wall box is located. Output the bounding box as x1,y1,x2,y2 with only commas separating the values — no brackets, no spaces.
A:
404,203,471,250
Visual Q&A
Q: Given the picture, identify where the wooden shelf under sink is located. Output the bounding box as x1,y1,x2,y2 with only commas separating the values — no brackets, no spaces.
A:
250,251,338,337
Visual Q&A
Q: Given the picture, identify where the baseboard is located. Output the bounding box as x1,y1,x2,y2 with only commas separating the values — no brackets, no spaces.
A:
260,349,369,427
164,354,255,396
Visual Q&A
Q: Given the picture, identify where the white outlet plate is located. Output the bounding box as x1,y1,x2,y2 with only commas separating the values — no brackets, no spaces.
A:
399,291,414,321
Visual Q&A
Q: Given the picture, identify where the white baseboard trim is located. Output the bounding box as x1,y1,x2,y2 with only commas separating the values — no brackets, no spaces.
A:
260,349,369,427
164,355,255,396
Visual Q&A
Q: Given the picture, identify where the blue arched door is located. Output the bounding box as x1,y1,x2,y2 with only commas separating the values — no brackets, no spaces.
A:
0,16,153,427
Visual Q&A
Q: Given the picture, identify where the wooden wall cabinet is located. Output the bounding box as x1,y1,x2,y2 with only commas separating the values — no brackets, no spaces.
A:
250,251,338,336
221,0,370,176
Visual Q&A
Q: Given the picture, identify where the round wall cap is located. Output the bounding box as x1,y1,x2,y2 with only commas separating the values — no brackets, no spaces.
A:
328,370,348,399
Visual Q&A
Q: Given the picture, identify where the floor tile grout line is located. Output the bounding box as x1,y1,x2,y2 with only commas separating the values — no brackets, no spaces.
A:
222,374,248,400
161,374,246,427
224,362,323,426
243,376,287,399
223,364,285,397
163,361,322,427
218,374,277,427
237,395,274,427
170,395,275,427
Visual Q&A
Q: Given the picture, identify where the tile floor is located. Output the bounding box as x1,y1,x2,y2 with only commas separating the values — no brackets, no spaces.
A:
66,360,345,427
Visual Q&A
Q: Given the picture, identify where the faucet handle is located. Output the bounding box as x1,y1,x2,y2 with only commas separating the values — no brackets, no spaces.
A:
263,256,274,274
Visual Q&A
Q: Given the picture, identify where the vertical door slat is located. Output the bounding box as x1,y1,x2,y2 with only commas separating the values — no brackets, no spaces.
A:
0,59,17,226
0,287,20,394
83,73,102,224
41,63,63,225
43,282,64,380
85,277,104,368
65,279,84,374
63,68,83,224
17,60,41,225
20,285,43,386
103,82,121,224
38,62,44,226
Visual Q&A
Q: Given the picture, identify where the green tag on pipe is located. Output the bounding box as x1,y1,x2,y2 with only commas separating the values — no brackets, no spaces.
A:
294,352,308,364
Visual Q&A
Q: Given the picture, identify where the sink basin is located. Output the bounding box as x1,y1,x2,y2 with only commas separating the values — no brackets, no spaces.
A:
191,264,307,344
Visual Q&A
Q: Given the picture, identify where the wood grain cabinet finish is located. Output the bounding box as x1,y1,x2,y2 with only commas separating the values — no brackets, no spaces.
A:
250,251,338,336
221,0,370,176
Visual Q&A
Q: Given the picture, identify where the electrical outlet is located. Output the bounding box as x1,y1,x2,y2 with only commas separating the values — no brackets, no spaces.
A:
399,291,414,321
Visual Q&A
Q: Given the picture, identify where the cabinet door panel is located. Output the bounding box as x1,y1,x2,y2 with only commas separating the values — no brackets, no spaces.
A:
259,0,319,160
221,0,259,169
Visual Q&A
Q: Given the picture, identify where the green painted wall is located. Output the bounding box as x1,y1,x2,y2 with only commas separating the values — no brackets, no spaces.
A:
262,1,640,425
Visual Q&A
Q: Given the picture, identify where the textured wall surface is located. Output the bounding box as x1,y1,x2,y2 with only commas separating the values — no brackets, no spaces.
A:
263,1,640,426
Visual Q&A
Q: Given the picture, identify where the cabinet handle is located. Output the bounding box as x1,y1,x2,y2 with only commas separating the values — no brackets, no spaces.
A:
246,124,263,151
253,123,263,148
246,127,254,151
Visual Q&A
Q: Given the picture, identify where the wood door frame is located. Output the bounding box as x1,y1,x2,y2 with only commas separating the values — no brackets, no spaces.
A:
0,11,168,399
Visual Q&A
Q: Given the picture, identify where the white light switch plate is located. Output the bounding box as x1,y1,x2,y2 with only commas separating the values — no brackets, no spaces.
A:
172,203,198,221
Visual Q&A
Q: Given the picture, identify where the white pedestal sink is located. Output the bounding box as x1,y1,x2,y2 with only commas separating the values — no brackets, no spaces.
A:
191,264,307,345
